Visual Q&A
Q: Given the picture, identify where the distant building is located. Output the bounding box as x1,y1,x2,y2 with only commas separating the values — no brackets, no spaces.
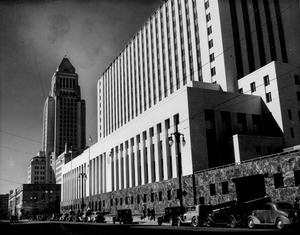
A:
42,57,86,183
27,151,46,184
0,194,9,220
8,184,61,219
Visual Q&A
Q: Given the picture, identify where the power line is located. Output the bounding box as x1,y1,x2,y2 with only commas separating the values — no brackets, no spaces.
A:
0,130,42,144
0,145,36,156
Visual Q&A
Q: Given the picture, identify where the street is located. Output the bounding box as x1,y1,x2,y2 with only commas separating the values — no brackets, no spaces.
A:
1,220,300,235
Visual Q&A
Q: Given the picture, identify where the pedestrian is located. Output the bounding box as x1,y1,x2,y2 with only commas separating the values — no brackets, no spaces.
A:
150,207,155,221
147,207,151,220
143,208,146,220
294,197,299,210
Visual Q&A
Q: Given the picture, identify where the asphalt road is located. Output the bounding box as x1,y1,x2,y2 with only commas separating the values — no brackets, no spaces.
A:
1,221,300,235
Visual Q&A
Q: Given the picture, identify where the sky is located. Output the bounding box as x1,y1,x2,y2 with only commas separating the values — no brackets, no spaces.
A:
0,0,162,194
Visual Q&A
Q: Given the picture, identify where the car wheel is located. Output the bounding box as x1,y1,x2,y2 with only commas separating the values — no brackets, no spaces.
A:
247,218,255,229
276,218,285,230
191,216,199,227
205,218,212,227
228,217,237,228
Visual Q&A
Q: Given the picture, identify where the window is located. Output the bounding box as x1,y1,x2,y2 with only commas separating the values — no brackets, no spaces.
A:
294,170,300,186
288,110,292,120
297,92,300,101
199,197,205,205
210,53,215,62
266,92,272,103
209,184,216,196
238,88,243,94
151,193,155,202
167,190,171,200
291,128,295,138
207,26,212,35
143,194,147,203
221,182,229,194
205,1,209,9
264,75,270,86
176,189,181,199
211,67,216,76
256,145,261,153
250,82,256,93
208,39,213,48
137,195,140,204
110,199,113,206
206,13,211,22
274,173,284,188
131,196,134,204
159,192,162,201
295,74,300,85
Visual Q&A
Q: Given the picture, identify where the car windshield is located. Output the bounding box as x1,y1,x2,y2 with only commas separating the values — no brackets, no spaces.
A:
275,202,293,210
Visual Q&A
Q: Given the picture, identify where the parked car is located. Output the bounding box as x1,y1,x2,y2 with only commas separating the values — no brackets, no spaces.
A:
112,209,133,224
157,206,185,226
60,213,69,221
91,211,106,223
247,202,297,230
82,209,93,222
49,213,61,221
177,204,212,227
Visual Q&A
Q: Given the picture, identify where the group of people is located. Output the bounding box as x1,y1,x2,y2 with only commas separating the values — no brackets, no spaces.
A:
142,207,155,221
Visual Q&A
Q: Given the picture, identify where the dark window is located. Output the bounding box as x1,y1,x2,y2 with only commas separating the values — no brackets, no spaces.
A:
294,170,300,186
291,128,295,138
151,193,155,202
274,173,284,188
206,13,211,22
115,198,118,205
131,196,134,204
208,39,213,48
210,53,215,62
237,113,247,133
120,197,123,205
137,195,140,204
205,0,209,9
199,197,205,205
143,194,147,203
159,192,162,201
266,92,272,103
110,199,113,206
264,75,270,86
167,190,171,200
211,67,216,76
256,145,261,153
250,82,256,93
207,26,212,35
288,110,292,120
238,88,243,94
295,75,300,85
209,184,216,196
176,189,181,199
222,182,229,194
297,92,300,101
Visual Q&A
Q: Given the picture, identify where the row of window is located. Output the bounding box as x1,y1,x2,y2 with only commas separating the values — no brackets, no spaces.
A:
100,0,204,138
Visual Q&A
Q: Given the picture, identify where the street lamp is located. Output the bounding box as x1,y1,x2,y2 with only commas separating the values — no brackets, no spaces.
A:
168,131,186,209
78,170,87,213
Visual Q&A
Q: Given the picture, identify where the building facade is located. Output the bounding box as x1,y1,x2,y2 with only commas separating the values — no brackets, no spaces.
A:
8,184,61,219
27,151,46,184
42,57,86,183
61,0,300,213
0,194,9,220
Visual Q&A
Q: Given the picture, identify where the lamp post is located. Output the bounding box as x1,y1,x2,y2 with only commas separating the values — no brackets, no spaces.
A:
168,131,186,208
78,169,87,213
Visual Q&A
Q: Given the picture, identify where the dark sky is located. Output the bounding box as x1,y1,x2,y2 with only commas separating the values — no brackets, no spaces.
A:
0,0,161,194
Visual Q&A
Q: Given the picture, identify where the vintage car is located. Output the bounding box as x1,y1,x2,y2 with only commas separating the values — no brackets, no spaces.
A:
177,204,212,227
112,209,133,224
157,206,185,226
247,202,297,230
90,211,106,223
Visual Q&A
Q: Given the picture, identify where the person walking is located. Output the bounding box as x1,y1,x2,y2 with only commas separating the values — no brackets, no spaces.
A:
150,207,155,221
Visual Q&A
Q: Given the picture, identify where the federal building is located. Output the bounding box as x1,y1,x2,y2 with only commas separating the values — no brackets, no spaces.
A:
60,0,300,213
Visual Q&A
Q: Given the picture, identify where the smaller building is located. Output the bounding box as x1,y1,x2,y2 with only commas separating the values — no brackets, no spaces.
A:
27,151,46,184
0,194,9,220
8,184,61,219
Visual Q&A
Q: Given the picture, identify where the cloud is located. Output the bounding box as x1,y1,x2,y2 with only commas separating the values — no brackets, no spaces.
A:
47,14,70,43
